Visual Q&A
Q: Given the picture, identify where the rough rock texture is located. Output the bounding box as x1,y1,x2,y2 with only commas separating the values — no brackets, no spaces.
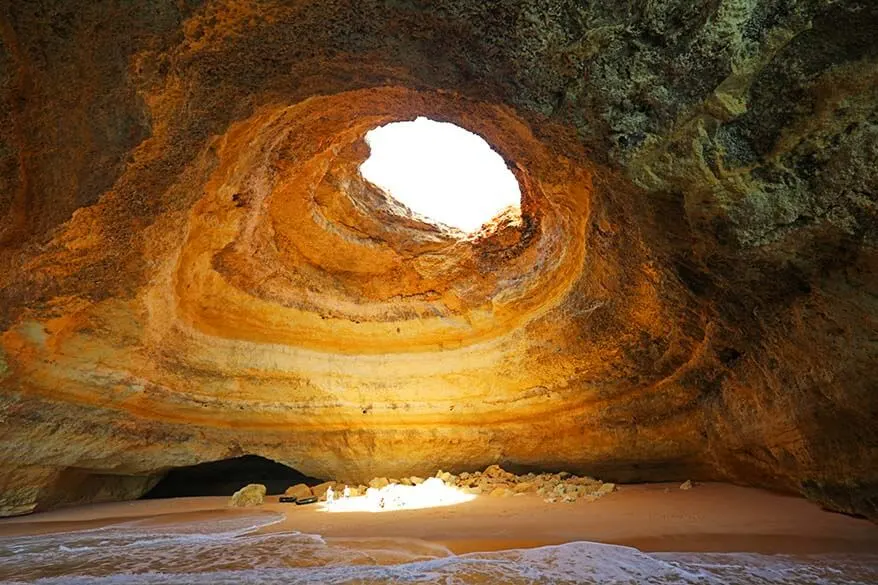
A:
0,1,876,519
284,484,313,500
228,483,266,508
362,465,619,504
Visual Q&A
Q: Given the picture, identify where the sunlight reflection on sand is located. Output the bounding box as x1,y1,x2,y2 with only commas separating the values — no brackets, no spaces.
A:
321,478,476,513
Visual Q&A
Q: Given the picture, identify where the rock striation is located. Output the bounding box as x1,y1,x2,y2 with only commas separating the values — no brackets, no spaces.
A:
0,1,876,520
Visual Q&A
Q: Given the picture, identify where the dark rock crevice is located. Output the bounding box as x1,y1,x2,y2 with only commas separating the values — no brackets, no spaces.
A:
142,455,323,499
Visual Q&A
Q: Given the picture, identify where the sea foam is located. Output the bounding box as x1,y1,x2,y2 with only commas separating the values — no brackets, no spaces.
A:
1,514,875,584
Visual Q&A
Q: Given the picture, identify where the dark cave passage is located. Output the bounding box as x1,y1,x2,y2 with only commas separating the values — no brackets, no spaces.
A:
142,455,322,499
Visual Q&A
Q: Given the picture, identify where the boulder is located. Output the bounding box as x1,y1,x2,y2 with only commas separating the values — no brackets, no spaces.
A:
437,471,455,485
409,476,425,485
680,480,693,490
284,483,312,500
369,477,390,489
597,482,616,496
228,483,266,507
483,464,515,481
489,487,514,497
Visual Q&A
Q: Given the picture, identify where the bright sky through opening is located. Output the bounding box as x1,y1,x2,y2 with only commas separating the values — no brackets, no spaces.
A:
360,117,521,233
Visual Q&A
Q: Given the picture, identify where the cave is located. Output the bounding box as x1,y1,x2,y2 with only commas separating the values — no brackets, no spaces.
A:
0,0,875,531
142,456,322,499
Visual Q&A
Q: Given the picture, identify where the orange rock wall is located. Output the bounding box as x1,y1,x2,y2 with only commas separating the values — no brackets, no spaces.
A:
0,0,875,519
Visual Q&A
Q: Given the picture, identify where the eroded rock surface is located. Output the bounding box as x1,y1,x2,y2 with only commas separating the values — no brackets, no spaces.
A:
228,484,266,508
0,1,875,519
427,465,619,504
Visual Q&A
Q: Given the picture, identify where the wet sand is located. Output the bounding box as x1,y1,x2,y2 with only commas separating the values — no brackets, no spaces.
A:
1,483,876,556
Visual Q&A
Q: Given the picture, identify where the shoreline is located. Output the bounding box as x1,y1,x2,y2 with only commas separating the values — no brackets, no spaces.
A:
1,482,876,557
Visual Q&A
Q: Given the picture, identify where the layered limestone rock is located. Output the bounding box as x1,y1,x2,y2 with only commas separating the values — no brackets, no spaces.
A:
0,1,875,519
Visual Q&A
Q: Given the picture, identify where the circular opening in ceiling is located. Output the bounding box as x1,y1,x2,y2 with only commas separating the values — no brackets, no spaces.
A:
360,117,522,234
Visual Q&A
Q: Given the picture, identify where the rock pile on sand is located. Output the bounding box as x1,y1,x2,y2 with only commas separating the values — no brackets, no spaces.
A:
276,465,617,506
354,465,616,504
450,465,617,503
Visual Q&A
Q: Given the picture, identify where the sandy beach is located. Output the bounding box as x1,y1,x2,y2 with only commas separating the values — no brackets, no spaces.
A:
2,482,875,556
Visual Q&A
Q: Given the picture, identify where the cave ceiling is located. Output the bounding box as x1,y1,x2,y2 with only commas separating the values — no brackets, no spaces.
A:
0,0,876,520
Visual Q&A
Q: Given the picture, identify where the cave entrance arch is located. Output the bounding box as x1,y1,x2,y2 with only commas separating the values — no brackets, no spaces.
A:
142,455,322,499
360,117,521,234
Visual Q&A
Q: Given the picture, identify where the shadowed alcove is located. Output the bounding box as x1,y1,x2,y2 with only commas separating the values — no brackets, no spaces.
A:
142,456,323,499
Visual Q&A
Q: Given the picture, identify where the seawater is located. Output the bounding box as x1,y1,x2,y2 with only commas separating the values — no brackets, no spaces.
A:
0,513,876,584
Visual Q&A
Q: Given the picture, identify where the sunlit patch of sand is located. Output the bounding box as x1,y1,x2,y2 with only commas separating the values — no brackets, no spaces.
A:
320,479,476,513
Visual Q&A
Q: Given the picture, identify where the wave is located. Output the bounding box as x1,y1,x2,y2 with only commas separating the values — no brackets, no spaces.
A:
1,514,875,584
